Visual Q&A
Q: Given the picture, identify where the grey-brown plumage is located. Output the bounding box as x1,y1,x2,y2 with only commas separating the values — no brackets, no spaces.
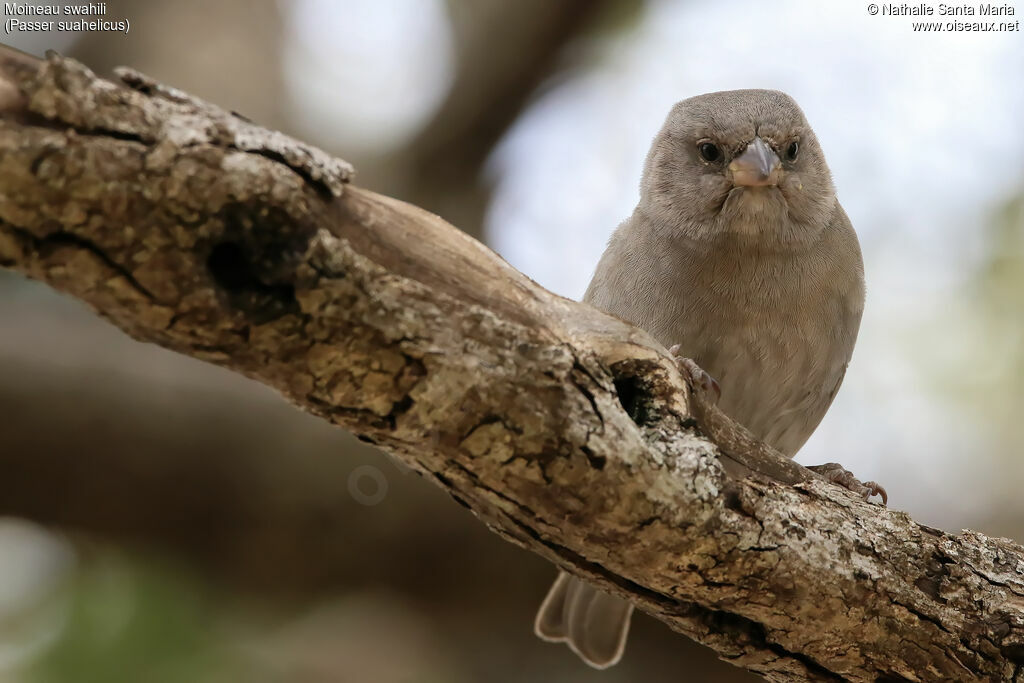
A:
534,89,865,668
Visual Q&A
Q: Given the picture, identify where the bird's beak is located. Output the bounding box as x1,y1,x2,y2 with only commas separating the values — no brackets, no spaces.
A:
729,137,781,187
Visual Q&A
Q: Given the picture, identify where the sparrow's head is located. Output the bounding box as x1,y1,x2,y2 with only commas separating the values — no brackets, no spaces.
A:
639,89,837,247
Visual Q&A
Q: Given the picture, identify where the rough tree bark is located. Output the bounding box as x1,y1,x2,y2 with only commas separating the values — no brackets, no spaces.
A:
0,48,1022,683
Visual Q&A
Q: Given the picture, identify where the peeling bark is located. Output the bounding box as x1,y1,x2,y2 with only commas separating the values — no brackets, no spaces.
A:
1,48,1023,682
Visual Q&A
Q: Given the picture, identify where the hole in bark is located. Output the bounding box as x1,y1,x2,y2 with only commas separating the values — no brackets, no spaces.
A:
208,242,253,290
206,202,318,323
608,358,673,427
613,374,654,426
722,484,744,512
207,241,299,324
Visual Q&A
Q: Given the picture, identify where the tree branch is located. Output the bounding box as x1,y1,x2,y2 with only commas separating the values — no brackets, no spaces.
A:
1,48,1022,682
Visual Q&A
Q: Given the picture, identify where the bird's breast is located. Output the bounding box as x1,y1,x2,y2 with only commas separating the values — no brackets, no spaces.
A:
641,249,853,456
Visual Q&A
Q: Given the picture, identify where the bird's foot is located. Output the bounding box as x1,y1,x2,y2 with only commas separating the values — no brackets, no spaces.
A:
668,345,721,403
807,463,887,506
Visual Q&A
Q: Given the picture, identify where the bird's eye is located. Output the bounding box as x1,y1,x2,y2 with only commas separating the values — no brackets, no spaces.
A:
786,140,799,161
698,142,721,162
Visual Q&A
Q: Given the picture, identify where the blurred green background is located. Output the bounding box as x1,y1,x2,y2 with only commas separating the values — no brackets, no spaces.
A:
1,1,1023,681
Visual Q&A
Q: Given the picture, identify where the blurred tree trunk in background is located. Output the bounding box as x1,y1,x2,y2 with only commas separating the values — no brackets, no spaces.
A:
70,0,289,131
362,0,628,241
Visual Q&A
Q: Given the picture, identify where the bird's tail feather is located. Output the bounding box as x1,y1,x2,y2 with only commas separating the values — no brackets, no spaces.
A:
534,571,633,669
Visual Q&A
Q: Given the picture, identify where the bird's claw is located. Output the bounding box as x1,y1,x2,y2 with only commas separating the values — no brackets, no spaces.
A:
807,462,887,506
668,344,721,403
